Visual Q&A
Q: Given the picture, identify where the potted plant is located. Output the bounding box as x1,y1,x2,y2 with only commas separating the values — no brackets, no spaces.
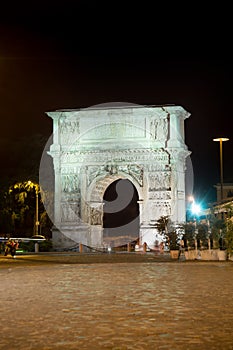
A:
211,218,227,260
154,215,169,250
167,230,180,259
155,217,184,258
196,223,209,249
183,223,197,260
183,223,195,249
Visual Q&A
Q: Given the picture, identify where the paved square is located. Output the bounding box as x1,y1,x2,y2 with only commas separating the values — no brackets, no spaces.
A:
1,253,233,349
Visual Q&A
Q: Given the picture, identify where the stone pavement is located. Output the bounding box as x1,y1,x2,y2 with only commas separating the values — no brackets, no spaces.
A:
0,252,233,350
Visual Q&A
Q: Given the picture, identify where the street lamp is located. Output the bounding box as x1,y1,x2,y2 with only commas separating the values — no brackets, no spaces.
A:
187,195,202,220
35,184,40,235
213,137,229,202
27,181,40,235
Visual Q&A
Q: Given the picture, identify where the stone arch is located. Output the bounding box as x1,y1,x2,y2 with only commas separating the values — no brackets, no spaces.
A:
85,172,143,248
87,172,143,204
45,104,191,250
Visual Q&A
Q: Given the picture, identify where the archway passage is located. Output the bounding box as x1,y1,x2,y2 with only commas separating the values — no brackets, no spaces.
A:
103,179,139,247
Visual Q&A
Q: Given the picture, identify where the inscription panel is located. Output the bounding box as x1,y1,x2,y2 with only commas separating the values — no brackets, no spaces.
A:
79,117,146,140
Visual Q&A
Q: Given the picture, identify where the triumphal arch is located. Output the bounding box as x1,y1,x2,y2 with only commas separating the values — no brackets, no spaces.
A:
45,103,191,250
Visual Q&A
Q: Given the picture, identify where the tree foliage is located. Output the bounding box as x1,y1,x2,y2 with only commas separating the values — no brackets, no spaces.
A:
0,180,52,238
155,216,182,250
225,219,233,256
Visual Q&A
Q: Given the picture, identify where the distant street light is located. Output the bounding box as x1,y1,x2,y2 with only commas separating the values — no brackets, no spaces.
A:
213,137,229,202
187,195,202,222
191,202,201,216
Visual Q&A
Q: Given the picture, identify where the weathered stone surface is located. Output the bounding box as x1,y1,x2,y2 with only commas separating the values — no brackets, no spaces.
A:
44,103,191,250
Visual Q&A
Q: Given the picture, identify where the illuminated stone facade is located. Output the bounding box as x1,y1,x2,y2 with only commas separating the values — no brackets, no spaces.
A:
46,103,191,249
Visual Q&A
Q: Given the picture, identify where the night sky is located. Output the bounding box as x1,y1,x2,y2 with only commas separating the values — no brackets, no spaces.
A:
0,1,232,206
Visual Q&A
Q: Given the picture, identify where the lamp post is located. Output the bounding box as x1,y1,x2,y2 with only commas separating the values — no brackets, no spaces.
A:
213,137,229,202
27,181,40,235
35,184,40,235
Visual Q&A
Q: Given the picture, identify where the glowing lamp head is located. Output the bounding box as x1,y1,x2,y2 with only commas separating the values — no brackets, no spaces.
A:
191,202,201,215
213,137,229,142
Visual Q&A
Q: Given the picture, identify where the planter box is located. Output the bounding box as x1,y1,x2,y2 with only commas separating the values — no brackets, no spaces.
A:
217,250,227,261
170,250,179,259
200,250,219,260
184,249,227,261
184,250,197,260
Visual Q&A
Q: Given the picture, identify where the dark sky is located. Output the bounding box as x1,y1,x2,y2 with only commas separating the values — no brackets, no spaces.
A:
0,1,232,205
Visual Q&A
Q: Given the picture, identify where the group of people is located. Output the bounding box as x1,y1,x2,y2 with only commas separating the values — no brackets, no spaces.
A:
0,239,19,257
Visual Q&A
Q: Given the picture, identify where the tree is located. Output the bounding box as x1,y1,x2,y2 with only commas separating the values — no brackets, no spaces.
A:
196,223,209,249
155,216,169,235
183,223,195,249
225,219,233,257
211,218,226,250
155,216,183,250
166,230,180,250
7,181,36,236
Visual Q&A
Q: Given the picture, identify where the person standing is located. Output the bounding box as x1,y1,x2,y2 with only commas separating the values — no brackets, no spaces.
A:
178,238,184,259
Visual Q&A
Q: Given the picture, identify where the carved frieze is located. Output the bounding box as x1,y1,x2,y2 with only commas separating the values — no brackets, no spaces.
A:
87,165,106,186
61,174,79,193
151,201,171,218
148,191,171,200
146,163,170,172
157,117,168,141
61,201,80,222
126,164,143,187
61,167,78,174
61,192,80,201
90,206,102,225
150,118,158,139
148,171,171,191
59,117,80,134
61,151,84,163
86,162,143,188
150,117,168,141
60,148,170,166
59,117,80,145
105,163,118,175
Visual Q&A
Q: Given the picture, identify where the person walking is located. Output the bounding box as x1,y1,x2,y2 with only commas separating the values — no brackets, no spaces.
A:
178,238,184,259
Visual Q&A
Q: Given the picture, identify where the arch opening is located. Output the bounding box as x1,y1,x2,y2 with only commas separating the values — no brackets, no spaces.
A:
103,179,139,247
